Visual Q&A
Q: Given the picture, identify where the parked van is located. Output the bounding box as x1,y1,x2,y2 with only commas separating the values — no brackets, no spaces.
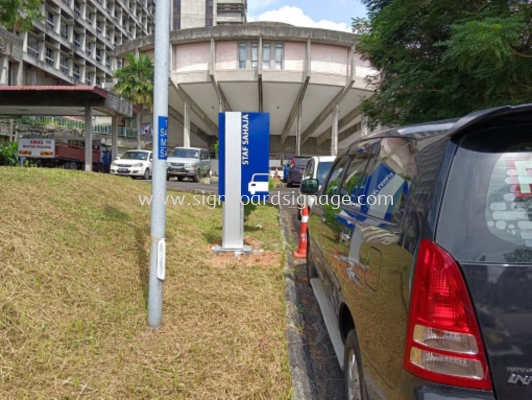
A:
301,104,532,400
167,147,211,182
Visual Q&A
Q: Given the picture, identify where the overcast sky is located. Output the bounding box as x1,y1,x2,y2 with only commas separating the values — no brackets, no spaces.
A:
247,0,367,32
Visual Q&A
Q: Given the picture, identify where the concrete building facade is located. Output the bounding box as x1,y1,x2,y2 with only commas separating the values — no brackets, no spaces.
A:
173,0,247,30
0,0,155,88
115,23,376,159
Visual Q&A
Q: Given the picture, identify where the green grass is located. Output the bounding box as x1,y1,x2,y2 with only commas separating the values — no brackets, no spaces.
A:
0,167,292,399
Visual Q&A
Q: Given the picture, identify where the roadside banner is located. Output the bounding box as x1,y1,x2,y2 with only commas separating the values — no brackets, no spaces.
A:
218,112,270,252
219,112,270,201
18,138,56,158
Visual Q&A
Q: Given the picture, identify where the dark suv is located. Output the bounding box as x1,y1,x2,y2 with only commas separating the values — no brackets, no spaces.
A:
301,104,532,400
287,156,311,187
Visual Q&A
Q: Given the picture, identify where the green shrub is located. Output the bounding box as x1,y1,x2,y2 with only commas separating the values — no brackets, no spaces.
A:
0,142,18,166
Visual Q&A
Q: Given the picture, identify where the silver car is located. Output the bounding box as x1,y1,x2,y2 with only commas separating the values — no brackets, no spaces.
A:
167,147,211,182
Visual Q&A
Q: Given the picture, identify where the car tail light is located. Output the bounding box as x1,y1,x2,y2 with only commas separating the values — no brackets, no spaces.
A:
404,240,492,391
290,157,295,167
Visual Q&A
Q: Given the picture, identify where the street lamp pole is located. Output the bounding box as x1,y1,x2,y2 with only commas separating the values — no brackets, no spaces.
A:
147,0,170,329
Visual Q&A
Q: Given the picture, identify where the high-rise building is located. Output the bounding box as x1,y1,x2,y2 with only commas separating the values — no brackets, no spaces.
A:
172,0,247,30
0,0,155,87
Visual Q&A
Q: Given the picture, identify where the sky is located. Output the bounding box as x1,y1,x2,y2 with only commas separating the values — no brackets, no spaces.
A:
247,0,367,32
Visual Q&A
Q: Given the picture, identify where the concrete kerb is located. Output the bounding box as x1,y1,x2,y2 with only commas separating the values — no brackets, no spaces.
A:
279,206,316,400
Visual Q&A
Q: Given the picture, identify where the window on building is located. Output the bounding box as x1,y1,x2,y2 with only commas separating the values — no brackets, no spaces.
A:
74,64,80,82
96,76,101,86
86,71,92,84
251,42,258,69
27,36,40,58
74,1,81,17
205,0,213,26
275,43,284,70
238,42,246,69
96,20,102,33
60,56,69,74
96,48,101,62
172,0,180,30
74,31,80,47
263,43,270,69
45,47,54,66
47,11,55,29
61,23,69,40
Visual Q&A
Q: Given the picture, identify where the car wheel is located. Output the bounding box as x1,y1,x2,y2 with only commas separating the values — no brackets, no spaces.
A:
193,170,200,183
143,168,150,180
177,176,184,182
344,330,366,400
287,181,293,188
307,237,317,285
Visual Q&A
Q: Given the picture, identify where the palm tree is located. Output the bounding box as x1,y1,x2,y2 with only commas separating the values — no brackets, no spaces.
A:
113,53,154,150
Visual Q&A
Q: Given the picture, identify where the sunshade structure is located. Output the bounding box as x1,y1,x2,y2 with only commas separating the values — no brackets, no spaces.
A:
0,86,139,170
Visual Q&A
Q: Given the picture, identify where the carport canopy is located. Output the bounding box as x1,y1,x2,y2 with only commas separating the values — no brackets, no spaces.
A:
0,86,139,171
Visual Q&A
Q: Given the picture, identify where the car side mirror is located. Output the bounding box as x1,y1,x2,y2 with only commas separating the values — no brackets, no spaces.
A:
301,179,319,195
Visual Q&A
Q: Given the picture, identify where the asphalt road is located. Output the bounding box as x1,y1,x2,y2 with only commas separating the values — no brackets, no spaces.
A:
287,208,346,400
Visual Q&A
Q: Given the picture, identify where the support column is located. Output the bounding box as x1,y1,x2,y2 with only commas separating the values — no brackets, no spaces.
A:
14,61,23,85
137,110,142,150
0,56,8,85
331,105,339,156
9,119,14,142
296,100,302,156
111,116,118,161
183,101,190,147
85,106,93,171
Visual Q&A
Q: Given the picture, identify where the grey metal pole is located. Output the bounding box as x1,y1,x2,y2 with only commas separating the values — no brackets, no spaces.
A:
85,106,93,171
111,116,118,161
147,0,170,329
331,105,339,156
296,101,302,156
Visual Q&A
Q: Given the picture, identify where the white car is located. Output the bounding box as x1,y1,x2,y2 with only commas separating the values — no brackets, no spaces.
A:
110,150,153,180
297,155,336,219
248,173,270,195
269,166,282,179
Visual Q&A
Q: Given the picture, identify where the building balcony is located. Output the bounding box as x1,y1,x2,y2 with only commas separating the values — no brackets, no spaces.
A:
27,47,41,59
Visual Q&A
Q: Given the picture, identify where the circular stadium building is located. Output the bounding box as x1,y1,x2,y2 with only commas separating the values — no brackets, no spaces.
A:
114,22,376,164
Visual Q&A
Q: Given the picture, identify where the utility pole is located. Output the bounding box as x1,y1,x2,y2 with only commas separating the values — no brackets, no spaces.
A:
147,0,170,329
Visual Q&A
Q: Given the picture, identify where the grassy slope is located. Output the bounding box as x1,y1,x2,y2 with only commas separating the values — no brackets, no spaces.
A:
0,167,291,399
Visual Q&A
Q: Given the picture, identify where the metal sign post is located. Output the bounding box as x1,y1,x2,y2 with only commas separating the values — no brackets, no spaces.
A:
217,112,270,254
147,0,170,329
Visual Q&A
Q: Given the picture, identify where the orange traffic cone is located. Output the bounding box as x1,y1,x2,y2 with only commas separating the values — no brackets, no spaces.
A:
274,166,279,181
293,205,309,258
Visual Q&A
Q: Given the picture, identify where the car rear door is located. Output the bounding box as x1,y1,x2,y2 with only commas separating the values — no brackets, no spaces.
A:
335,138,417,388
437,128,532,400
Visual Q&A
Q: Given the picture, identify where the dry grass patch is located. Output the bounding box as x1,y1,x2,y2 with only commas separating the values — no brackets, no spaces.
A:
0,167,291,399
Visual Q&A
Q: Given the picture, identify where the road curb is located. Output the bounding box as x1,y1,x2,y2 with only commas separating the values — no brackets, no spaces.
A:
279,206,315,400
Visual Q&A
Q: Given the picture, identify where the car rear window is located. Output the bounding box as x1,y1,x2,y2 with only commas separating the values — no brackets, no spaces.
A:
437,129,532,263
294,158,310,167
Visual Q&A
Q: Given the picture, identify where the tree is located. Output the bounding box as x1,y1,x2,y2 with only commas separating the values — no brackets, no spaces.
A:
0,0,43,32
113,54,154,150
354,0,532,128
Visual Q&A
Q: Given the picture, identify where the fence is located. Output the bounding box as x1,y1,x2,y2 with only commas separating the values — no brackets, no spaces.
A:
0,117,139,138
